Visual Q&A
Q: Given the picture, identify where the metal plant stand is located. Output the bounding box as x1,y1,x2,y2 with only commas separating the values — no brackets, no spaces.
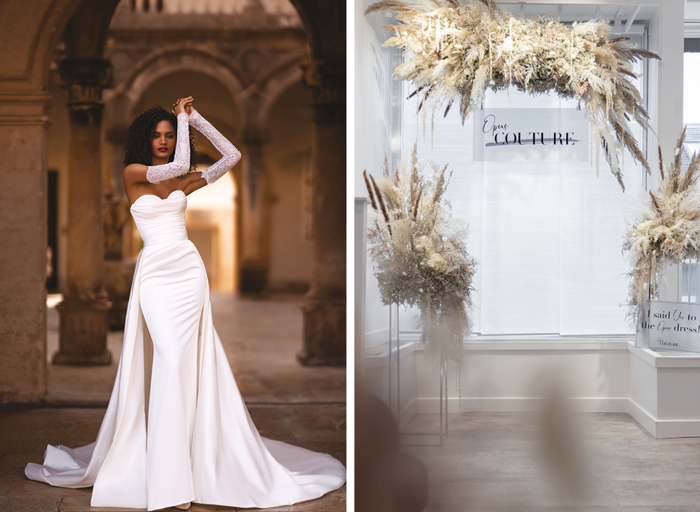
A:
388,303,448,446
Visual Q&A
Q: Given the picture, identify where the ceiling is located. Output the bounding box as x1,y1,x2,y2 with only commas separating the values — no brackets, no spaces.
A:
495,2,658,33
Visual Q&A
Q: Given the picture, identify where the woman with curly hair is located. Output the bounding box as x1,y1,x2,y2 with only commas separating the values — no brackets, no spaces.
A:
25,97,346,511
122,104,198,179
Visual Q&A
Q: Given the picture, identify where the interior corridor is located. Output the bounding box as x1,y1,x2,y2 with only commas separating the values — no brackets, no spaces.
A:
0,293,346,512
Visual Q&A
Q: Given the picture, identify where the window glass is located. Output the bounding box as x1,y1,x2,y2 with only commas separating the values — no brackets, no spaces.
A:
400,34,646,336
680,44,700,301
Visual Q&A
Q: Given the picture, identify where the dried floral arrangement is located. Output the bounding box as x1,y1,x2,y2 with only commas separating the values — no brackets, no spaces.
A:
623,128,700,319
364,145,477,365
366,0,660,191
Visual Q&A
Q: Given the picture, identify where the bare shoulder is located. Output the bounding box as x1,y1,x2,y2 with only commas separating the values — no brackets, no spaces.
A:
124,163,147,175
124,163,148,184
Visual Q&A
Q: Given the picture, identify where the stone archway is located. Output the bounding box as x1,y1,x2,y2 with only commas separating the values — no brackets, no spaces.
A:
0,0,120,401
256,62,304,129
0,0,346,403
117,48,247,112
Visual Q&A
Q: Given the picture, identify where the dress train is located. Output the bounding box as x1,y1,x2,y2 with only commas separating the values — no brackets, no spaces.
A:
25,191,346,510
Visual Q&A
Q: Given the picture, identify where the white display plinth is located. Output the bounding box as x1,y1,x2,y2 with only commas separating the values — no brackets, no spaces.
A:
628,341,700,438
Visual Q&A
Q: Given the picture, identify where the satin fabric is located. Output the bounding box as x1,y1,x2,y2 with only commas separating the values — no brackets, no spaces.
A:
25,190,346,511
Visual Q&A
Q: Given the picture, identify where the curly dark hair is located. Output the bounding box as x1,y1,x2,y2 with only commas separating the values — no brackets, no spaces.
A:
123,106,196,172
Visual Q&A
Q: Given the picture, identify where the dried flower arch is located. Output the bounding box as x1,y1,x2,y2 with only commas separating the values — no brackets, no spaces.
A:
366,0,660,191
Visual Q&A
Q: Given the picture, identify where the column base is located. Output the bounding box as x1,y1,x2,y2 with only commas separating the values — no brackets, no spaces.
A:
298,293,345,366
104,259,136,330
239,259,268,295
54,297,112,366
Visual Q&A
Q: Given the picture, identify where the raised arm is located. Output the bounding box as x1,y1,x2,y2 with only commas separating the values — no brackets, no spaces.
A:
188,109,241,184
144,112,191,184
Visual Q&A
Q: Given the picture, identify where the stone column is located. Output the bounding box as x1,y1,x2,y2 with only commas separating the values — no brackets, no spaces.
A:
239,126,270,295
54,59,112,365
103,98,136,330
103,190,135,330
0,92,52,402
298,58,346,366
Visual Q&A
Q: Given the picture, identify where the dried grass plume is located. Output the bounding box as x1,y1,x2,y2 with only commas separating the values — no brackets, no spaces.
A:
364,144,477,366
624,128,700,320
366,0,660,191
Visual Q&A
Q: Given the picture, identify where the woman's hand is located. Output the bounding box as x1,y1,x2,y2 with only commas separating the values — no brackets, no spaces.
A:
172,96,194,116
183,97,194,115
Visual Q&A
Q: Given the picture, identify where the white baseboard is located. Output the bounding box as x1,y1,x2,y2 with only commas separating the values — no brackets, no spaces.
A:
405,397,700,438
364,338,700,439
627,398,700,438
415,396,629,414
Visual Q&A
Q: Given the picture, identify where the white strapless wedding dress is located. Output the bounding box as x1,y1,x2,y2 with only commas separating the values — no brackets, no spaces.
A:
25,190,346,511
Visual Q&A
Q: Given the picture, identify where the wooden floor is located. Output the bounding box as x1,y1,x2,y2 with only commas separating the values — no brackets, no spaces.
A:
402,411,700,511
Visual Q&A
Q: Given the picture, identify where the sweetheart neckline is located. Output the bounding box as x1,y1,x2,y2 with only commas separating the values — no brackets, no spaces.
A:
130,190,186,208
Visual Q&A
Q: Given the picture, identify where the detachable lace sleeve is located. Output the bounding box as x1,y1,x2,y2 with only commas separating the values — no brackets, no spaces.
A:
145,112,191,184
188,109,242,185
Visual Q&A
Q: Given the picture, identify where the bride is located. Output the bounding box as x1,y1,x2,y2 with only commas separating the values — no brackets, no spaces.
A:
25,96,346,511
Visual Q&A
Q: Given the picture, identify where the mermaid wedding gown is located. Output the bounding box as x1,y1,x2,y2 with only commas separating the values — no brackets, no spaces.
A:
25,110,346,511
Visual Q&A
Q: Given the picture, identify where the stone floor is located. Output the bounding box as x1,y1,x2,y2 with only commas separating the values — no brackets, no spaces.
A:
45,293,346,407
1,293,346,512
401,411,700,512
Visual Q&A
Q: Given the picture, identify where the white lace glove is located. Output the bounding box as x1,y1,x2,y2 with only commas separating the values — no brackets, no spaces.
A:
188,109,242,184
145,112,191,184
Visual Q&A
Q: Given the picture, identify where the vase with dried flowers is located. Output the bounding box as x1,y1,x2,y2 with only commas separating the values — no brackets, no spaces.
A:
364,143,476,372
624,128,700,322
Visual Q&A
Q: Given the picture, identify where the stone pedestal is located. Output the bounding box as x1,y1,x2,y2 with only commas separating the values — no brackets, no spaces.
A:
240,258,268,295
54,297,112,365
54,59,112,365
298,58,346,366
299,294,345,365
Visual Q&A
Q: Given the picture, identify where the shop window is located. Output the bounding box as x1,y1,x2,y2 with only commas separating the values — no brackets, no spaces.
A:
400,34,647,336
680,38,700,302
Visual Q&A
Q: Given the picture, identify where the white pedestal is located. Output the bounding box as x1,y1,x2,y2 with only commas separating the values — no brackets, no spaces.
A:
628,341,700,438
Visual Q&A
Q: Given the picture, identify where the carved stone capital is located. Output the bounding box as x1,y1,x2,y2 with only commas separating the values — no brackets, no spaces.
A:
59,59,112,124
301,58,345,125
59,59,113,90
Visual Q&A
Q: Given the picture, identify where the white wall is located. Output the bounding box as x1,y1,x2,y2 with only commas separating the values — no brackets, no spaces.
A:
367,339,629,417
355,0,403,350
357,0,687,421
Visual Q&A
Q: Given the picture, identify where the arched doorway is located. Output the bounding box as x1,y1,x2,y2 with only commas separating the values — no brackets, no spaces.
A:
264,81,314,293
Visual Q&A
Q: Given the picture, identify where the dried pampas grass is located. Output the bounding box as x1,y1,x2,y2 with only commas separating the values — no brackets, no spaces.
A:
624,128,700,320
366,0,660,191
364,144,477,366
